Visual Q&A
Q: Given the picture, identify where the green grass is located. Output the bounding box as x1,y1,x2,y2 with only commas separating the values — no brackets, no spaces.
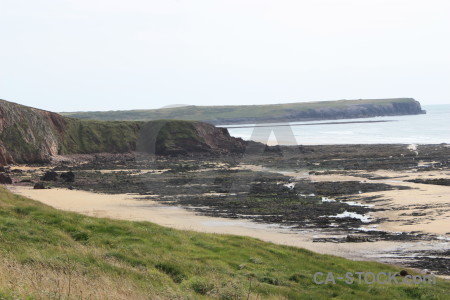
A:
59,118,143,154
0,186,448,299
61,98,422,124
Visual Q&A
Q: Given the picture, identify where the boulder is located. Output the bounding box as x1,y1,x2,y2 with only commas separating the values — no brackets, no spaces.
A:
41,171,58,181
60,171,75,182
0,173,12,184
33,182,46,189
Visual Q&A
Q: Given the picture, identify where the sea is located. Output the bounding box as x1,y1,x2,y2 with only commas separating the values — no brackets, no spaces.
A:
223,104,450,145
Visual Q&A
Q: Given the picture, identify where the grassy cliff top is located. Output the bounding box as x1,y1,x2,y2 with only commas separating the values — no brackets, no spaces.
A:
0,186,449,299
61,98,421,123
0,96,248,163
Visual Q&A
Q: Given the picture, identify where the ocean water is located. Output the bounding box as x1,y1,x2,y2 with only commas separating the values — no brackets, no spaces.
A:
224,104,450,145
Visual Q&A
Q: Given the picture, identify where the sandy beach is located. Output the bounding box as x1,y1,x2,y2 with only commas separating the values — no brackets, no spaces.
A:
7,183,450,277
309,170,450,235
7,186,403,260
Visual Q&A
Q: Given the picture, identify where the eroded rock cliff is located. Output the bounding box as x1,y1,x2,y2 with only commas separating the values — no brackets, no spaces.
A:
0,100,249,165
0,100,67,164
136,120,247,155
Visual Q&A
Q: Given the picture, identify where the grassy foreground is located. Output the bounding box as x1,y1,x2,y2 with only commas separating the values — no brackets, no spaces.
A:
0,186,448,299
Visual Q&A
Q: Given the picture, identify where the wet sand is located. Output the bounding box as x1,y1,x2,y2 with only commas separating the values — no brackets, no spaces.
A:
7,165,450,278
308,170,450,235
7,185,411,262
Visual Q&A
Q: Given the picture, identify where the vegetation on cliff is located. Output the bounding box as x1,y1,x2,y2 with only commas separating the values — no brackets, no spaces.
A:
60,119,142,155
1,186,448,299
0,99,247,164
61,98,426,125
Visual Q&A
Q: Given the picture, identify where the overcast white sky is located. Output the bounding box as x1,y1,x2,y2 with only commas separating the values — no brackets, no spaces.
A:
1,0,449,111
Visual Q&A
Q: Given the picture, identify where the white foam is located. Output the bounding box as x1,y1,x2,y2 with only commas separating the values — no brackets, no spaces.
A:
284,183,295,190
321,197,336,203
343,201,374,208
326,211,371,223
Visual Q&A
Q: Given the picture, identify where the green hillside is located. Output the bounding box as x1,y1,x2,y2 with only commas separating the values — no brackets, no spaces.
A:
0,186,448,299
60,119,143,154
61,98,425,125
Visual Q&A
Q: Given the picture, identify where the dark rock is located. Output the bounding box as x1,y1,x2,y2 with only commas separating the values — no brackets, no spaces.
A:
33,182,46,189
346,235,373,242
0,173,12,184
60,171,75,182
137,120,250,155
264,145,282,153
406,178,450,186
298,145,315,153
41,171,58,181
399,270,409,277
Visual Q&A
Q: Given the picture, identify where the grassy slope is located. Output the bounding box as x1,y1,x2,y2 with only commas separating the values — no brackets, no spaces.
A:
59,119,143,154
0,187,449,299
61,98,418,122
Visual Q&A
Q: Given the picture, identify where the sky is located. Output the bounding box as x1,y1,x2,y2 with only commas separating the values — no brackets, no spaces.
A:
1,0,449,112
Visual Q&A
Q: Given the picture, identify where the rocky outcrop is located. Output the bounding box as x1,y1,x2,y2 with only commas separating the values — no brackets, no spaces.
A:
0,99,67,164
136,120,247,155
0,97,426,164
0,173,12,184
0,99,250,165
0,99,142,164
41,171,59,181
60,171,75,182
33,182,46,189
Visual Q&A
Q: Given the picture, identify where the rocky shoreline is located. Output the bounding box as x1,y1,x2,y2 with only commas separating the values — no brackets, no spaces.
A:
4,143,450,276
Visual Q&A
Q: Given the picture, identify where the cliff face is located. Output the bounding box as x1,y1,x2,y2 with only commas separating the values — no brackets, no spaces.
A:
0,100,248,165
0,98,427,165
204,99,426,125
267,100,425,123
136,120,247,155
0,100,67,164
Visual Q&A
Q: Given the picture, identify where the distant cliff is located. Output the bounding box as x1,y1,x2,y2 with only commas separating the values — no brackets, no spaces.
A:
61,98,426,125
0,100,247,165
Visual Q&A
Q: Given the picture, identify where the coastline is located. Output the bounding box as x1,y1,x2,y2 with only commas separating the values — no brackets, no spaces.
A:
5,142,450,278
226,104,450,145
8,162,450,279
4,185,420,263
